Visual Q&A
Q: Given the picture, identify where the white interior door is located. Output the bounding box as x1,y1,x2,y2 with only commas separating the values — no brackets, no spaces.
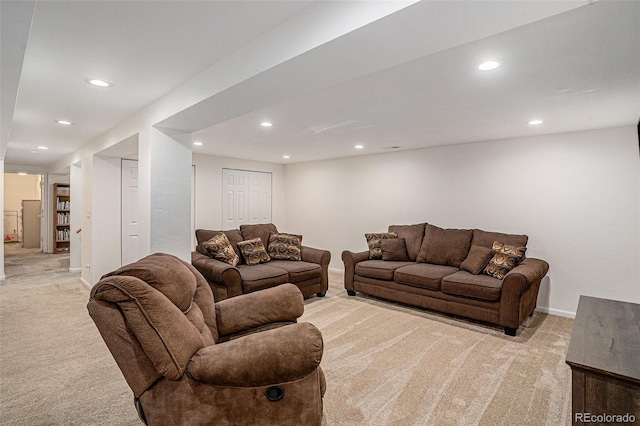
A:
222,169,248,230
121,159,139,265
222,169,271,229
249,172,272,224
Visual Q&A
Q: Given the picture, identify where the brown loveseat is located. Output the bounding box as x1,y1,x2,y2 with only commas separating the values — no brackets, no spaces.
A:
88,253,326,425
192,223,331,301
342,223,549,335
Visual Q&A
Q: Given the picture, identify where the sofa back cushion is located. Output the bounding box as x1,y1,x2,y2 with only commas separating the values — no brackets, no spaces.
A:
195,229,244,261
416,224,473,268
240,223,278,250
471,229,528,249
388,223,426,262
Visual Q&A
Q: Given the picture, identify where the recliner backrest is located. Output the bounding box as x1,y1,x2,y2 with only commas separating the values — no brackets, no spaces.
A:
88,253,218,394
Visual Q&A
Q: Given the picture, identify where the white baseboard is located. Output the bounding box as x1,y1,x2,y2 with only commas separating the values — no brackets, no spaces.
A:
69,268,81,273
535,306,576,319
80,277,92,291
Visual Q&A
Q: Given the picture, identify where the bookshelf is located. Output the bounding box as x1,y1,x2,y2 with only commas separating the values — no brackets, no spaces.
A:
53,183,70,253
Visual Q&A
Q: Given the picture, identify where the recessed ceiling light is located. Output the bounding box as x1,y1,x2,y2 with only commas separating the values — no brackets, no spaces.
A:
86,78,113,87
37,146,48,150
528,119,543,125
193,141,203,146
261,122,273,127
355,145,364,149
282,155,290,159
478,60,500,71
55,120,73,125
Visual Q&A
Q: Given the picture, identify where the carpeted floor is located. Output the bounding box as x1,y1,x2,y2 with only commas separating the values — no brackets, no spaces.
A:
0,244,573,425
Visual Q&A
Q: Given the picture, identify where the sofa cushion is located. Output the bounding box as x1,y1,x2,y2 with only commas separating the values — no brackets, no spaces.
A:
237,238,271,266
460,245,493,275
355,260,413,281
484,241,527,279
240,223,278,251
381,238,410,262
388,223,426,262
394,263,458,291
237,264,289,293
195,229,244,260
365,232,398,260
267,232,302,261
471,229,528,250
441,271,503,301
416,225,473,268
202,233,240,267
268,260,321,282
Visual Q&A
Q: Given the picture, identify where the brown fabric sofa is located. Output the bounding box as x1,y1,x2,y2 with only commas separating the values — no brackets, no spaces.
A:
342,223,549,336
88,253,325,425
192,223,331,301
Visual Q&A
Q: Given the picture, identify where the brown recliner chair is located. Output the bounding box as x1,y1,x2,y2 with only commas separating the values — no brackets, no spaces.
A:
88,253,325,425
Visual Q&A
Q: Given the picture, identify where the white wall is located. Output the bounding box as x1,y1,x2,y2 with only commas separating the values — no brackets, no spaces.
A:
284,126,640,317
91,156,121,283
192,153,286,238
69,163,82,272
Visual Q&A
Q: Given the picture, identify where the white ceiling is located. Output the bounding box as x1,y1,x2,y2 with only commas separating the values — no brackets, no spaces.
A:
2,1,639,170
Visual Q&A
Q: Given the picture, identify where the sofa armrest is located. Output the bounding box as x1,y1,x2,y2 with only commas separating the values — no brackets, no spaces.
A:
301,246,331,294
188,322,323,387
342,250,370,292
503,258,550,295
500,258,549,329
301,245,331,266
215,284,304,337
191,251,242,298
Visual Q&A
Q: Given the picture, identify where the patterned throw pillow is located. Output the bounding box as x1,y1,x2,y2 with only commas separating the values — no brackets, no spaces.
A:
267,232,302,261
365,232,398,260
484,241,527,279
237,238,271,266
202,233,240,267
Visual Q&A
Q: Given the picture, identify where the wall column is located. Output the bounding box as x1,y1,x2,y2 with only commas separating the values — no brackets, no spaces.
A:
139,126,192,262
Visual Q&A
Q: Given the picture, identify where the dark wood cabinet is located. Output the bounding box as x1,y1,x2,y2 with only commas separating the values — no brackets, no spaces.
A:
566,296,640,425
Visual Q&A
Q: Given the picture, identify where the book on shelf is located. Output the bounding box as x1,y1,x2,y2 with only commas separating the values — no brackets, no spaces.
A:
57,212,69,225
56,198,70,210
56,228,70,241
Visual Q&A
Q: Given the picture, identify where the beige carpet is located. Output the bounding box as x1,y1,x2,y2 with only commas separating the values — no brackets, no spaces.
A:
0,245,573,425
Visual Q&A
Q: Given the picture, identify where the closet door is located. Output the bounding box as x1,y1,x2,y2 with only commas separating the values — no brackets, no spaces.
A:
222,169,271,229
222,169,249,230
249,171,272,224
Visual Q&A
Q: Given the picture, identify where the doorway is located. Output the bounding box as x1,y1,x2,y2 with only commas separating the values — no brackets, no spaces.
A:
3,173,43,250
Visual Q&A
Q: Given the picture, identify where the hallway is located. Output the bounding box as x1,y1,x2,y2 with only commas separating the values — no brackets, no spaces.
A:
2,242,71,290
0,242,137,425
